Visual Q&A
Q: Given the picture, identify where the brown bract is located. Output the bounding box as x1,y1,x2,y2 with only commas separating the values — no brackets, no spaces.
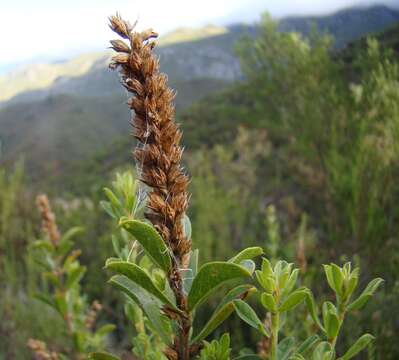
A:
108,14,191,264
36,194,60,246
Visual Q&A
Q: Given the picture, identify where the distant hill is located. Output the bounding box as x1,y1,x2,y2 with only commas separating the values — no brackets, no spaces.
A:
1,5,398,105
0,25,242,105
279,4,399,47
1,5,398,188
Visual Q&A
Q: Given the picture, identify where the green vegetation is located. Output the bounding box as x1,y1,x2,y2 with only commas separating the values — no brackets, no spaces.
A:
0,8,399,360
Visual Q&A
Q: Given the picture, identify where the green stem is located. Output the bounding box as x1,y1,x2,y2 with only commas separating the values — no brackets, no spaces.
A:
270,312,279,360
330,301,346,351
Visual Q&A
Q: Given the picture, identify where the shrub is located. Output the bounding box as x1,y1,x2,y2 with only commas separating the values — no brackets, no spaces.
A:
89,14,383,360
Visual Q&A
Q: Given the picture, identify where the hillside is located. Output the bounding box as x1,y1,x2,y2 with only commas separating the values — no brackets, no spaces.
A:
1,5,399,189
279,4,399,47
0,25,242,105
44,20,399,196
1,5,398,105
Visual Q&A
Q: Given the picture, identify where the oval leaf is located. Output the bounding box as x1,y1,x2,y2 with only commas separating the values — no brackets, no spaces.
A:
312,341,333,360
228,247,263,264
240,259,256,275
65,266,86,289
338,334,374,360
109,275,172,345
119,218,171,271
261,293,277,313
183,249,199,294
192,285,256,343
188,261,252,311
279,289,307,313
278,336,295,360
297,335,320,355
305,290,324,331
347,278,384,311
233,299,270,337
106,261,175,309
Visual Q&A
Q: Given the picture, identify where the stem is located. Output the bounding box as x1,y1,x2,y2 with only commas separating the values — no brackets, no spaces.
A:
330,301,346,351
169,266,192,360
270,312,279,360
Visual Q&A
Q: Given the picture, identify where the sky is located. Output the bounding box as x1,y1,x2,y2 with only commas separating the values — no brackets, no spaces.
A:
0,0,398,72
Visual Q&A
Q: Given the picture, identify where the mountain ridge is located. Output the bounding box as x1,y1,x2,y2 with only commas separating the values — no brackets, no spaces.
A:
1,5,399,188
1,5,399,105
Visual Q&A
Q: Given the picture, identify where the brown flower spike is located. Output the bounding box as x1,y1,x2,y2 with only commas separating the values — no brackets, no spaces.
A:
109,14,190,264
36,194,60,246
109,14,193,359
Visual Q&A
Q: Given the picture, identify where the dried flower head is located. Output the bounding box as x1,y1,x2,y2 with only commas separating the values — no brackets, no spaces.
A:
27,339,59,360
108,14,191,264
85,300,103,329
36,194,60,246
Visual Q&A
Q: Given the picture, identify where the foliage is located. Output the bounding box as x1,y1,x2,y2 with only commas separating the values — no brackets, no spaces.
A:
197,333,231,360
30,195,114,358
99,172,259,359
2,10,399,360
234,260,382,360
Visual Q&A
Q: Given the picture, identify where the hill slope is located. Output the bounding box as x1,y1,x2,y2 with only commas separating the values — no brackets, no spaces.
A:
1,5,398,105
1,5,398,188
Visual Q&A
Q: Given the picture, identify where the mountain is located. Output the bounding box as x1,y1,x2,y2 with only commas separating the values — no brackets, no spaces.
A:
279,4,399,47
0,25,243,105
1,5,398,189
2,5,399,106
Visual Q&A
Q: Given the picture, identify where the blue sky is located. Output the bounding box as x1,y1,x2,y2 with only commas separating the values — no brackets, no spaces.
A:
0,0,397,72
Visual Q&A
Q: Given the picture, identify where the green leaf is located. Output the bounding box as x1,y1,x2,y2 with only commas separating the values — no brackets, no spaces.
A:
60,226,84,244
233,299,269,337
89,352,120,360
65,266,86,289
109,275,172,345
104,187,122,209
347,278,384,311
119,218,171,271
281,269,299,297
192,285,256,343
31,240,54,252
260,293,277,313
106,261,175,309
323,265,336,293
344,268,359,299
290,355,306,360
228,247,263,264
279,289,307,313
56,239,74,258
43,271,60,287
278,336,295,360
363,278,384,294
54,293,67,317
182,214,192,240
261,258,273,277
330,264,344,296
188,261,252,311
322,302,340,340
305,290,324,331
95,324,116,338
100,200,117,219
183,249,198,294
111,235,121,258
338,334,375,360
34,293,56,310
239,259,256,275
312,341,333,360
297,335,320,355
